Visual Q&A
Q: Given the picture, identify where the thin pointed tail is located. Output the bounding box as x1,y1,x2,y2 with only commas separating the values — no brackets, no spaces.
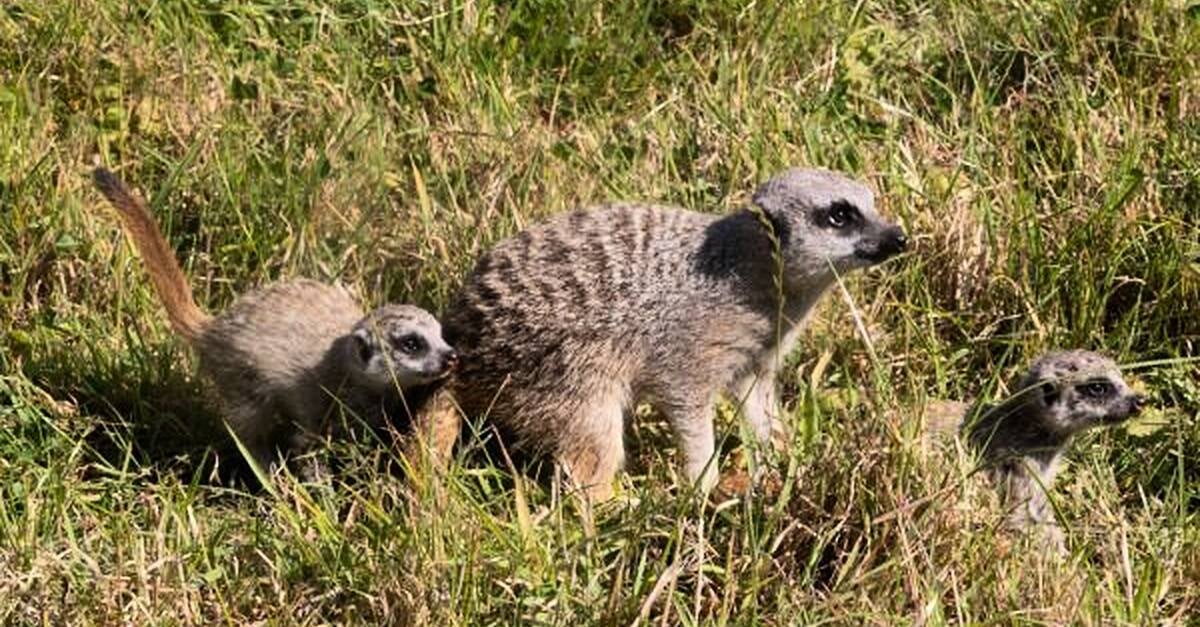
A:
92,168,209,341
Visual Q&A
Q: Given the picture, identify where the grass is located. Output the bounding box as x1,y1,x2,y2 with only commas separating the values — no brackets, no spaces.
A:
2,0,1199,623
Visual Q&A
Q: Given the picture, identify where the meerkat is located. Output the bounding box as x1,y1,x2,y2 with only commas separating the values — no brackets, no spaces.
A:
91,168,458,475
956,350,1145,550
417,168,907,501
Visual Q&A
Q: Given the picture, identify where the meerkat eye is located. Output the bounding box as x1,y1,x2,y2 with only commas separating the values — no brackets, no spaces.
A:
393,333,426,355
1078,380,1115,399
825,200,860,230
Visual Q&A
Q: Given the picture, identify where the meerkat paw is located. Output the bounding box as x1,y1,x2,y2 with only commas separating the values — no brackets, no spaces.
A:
713,469,752,502
1036,524,1068,558
712,468,784,505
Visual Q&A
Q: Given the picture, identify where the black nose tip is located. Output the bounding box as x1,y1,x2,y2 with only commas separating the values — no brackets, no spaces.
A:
1129,394,1146,413
443,350,460,371
879,227,907,258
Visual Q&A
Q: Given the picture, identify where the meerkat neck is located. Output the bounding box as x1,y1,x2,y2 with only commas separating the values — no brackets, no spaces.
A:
316,335,373,394
697,210,833,312
968,396,1069,463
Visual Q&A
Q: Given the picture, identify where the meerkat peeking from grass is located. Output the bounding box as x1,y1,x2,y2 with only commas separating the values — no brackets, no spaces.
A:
92,168,458,479
957,350,1146,551
416,167,907,502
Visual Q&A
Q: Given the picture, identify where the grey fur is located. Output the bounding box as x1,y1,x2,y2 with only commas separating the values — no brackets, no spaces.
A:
436,167,906,500
90,167,456,477
198,288,456,475
964,350,1145,550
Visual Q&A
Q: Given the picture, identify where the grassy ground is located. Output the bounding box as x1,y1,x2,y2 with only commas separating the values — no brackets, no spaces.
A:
2,0,1199,623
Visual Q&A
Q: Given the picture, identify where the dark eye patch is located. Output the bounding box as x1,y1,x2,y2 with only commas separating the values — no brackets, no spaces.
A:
818,199,862,231
1077,379,1115,399
392,333,426,355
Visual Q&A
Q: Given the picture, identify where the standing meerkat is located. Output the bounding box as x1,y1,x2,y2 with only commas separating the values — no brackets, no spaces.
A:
91,168,458,475
419,168,907,500
954,350,1145,550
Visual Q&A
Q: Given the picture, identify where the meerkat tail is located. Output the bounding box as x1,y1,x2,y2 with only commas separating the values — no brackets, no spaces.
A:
92,168,209,341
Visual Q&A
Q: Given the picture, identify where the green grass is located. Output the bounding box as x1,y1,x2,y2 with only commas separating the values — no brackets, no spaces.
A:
2,0,1199,623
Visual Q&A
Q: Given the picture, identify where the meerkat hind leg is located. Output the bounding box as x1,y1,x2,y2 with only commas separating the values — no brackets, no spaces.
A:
557,396,627,504
407,388,462,471
222,399,284,480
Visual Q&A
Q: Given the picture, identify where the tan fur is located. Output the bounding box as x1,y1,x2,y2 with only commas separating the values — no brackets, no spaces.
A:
404,387,462,470
92,168,455,475
92,169,208,340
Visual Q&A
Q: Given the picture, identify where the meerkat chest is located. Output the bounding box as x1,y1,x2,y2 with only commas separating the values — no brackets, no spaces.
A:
769,319,806,360
747,286,827,373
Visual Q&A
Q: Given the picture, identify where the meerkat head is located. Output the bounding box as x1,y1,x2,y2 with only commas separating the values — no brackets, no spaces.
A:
751,168,907,287
1013,350,1145,437
347,304,458,392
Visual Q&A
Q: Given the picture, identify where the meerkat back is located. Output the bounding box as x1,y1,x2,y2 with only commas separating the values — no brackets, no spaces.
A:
197,278,364,393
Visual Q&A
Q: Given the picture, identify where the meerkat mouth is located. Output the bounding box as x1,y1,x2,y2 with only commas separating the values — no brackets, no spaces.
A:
854,227,908,263
1102,411,1136,424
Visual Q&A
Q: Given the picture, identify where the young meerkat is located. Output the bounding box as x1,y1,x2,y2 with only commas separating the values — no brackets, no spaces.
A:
91,168,458,475
957,350,1146,550
418,168,906,501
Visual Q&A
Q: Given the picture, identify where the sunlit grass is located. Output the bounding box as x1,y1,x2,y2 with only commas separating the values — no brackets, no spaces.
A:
1,0,1197,623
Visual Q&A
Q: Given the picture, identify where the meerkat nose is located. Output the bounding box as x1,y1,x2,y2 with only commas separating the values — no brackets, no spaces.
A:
1129,393,1147,413
878,227,908,258
443,349,460,371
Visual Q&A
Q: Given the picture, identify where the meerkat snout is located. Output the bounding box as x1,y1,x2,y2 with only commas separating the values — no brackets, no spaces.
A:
1128,392,1147,414
441,349,460,373
751,168,906,280
1024,353,1145,436
351,304,456,390
855,225,907,262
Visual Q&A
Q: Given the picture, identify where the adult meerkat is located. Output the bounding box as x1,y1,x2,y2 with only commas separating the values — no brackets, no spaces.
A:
420,168,906,500
957,350,1145,549
91,168,458,475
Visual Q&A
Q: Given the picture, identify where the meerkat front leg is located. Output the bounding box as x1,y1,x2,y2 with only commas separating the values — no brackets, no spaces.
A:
997,462,1067,554
287,428,328,483
1011,492,1066,554
734,369,788,485
656,392,720,495
736,370,787,449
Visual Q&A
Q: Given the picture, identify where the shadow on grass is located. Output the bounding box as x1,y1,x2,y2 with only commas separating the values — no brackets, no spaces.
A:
18,336,265,490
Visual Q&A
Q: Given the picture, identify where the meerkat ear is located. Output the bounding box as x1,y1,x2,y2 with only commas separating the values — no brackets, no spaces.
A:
1038,381,1060,407
351,328,375,364
750,186,792,245
751,185,778,215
